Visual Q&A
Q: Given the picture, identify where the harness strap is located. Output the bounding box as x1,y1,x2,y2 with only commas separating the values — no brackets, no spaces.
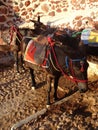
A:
65,56,69,68
9,26,14,44
71,58,85,72
9,25,23,45
70,60,75,78
42,48,50,68
49,53,60,71
80,61,84,72
16,36,21,43
48,37,88,83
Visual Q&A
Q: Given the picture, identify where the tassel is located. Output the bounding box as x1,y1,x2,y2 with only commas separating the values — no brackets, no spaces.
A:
48,37,54,46
80,61,84,72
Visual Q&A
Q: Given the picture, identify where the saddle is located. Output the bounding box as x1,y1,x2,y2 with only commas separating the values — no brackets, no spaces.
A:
24,36,49,65
34,35,48,45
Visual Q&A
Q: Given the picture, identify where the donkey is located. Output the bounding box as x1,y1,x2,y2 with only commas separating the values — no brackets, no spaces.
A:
9,23,57,72
20,35,89,105
9,24,47,72
0,44,16,52
9,15,49,72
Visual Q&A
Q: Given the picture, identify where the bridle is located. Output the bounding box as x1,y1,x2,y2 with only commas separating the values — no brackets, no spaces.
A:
65,56,85,73
65,56,87,82
48,37,88,83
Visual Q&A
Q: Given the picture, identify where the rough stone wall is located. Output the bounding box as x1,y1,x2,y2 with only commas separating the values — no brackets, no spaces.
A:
0,0,98,30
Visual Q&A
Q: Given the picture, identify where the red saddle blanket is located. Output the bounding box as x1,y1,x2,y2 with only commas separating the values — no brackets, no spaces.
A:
24,40,47,65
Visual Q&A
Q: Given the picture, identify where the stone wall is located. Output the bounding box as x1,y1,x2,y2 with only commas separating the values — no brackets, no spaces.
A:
0,0,98,30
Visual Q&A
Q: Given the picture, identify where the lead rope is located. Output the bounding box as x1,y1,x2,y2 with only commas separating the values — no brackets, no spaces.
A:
47,37,88,83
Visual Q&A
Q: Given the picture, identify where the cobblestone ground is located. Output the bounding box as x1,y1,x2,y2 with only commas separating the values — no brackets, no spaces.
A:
0,64,98,130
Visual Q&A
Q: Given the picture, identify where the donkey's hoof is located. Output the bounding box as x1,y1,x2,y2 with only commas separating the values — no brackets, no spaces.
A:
16,72,20,76
46,104,50,108
21,69,25,73
31,86,36,90
54,97,59,102
79,88,88,93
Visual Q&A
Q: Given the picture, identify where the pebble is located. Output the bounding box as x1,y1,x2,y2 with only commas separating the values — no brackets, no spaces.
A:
0,67,98,130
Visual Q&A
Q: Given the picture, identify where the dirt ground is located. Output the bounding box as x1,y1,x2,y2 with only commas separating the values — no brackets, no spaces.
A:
0,60,98,130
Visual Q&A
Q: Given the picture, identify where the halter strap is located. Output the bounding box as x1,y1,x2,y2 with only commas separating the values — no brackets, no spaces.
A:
65,56,69,68
71,58,85,62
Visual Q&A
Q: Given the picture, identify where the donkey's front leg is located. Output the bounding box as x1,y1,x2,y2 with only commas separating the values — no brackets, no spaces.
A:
54,75,60,101
47,76,52,106
14,51,19,73
29,68,36,90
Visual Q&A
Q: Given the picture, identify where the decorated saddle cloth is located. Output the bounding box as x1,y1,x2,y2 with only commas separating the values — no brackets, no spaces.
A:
81,28,98,47
24,40,47,65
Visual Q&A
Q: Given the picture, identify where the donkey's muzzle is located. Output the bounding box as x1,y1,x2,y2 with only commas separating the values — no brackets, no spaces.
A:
77,82,88,93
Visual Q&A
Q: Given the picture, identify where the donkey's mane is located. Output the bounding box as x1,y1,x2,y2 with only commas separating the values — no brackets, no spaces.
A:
34,35,48,45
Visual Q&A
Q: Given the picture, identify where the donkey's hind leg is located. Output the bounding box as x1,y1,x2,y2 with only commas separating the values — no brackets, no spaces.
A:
54,75,60,101
47,76,52,106
20,53,26,71
29,68,36,90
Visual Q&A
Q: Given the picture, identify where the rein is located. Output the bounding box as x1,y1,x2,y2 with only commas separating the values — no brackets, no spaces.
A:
48,37,88,83
9,25,23,45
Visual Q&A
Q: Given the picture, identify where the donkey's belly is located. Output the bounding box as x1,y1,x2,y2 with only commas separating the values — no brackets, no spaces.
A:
25,61,42,71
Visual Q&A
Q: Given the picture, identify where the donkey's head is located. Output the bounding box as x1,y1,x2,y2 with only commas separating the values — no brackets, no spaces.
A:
62,44,89,93
66,56,88,92
30,16,47,35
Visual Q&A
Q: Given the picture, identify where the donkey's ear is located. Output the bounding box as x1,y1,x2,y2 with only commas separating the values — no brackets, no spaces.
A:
30,19,36,23
38,16,40,22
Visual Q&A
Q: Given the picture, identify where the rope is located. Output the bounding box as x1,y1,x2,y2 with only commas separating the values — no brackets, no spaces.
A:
16,36,21,43
9,25,23,45
49,53,60,71
48,37,88,83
